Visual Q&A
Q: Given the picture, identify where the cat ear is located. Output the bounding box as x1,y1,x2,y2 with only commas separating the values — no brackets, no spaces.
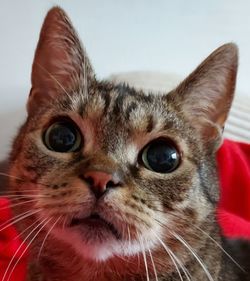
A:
28,7,95,114
168,43,238,148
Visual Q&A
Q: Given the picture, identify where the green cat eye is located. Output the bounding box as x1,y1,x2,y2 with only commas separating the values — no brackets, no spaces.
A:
141,139,180,173
43,121,82,153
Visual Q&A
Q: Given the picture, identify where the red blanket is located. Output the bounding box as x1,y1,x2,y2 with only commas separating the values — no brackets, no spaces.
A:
0,198,28,281
0,139,249,281
217,139,250,238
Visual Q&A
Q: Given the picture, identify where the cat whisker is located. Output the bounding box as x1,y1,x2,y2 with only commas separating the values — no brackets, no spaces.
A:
152,230,190,281
1,189,45,194
0,194,37,200
37,215,62,260
192,224,246,273
170,231,214,281
0,209,42,233
0,209,34,230
2,216,51,281
138,234,150,281
2,195,49,201
126,225,141,270
0,172,51,188
7,218,52,281
130,227,141,273
1,193,41,198
148,248,159,281
0,199,40,211
62,215,68,230
155,211,245,273
117,224,140,266
136,250,141,275
0,172,28,182
0,218,41,256
14,218,42,241
0,172,43,187
3,193,48,197
127,225,132,249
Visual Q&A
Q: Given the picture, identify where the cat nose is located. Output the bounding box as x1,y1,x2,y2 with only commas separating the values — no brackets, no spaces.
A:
82,170,121,199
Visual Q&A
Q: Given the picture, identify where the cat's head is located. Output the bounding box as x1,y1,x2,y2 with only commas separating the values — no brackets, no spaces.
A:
9,7,237,263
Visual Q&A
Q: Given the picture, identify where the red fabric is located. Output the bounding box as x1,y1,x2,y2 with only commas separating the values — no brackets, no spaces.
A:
0,139,249,280
0,198,28,281
217,139,250,238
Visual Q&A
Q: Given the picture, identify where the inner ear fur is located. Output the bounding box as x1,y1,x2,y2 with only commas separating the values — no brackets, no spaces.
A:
28,7,95,114
168,43,238,148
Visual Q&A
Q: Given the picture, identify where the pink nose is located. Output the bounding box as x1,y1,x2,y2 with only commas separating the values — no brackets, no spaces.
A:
83,171,120,198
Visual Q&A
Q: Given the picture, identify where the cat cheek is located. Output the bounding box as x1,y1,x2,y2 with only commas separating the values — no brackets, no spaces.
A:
103,189,162,227
36,181,94,214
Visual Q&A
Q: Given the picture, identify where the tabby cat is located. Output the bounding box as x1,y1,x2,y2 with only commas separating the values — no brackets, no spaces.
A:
3,6,250,281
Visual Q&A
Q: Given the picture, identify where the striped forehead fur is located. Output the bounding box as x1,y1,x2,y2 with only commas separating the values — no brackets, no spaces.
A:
61,82,182,137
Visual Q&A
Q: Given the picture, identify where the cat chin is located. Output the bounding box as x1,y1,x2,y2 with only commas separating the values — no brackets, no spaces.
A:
52,226,158,262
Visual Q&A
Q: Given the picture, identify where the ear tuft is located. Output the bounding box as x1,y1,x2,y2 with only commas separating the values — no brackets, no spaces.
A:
169,43,238,148
28,7,95,114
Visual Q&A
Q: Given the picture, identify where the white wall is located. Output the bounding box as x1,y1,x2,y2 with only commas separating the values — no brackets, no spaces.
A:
0,0,250,159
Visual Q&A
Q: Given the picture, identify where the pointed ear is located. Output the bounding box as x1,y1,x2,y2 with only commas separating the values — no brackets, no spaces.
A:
168,43,238,149
28,7,95,114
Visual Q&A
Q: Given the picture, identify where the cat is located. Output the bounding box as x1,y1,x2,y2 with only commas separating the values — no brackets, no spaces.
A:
2,6,250,281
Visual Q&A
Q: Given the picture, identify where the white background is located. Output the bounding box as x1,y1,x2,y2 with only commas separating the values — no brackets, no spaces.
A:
0,0,250,159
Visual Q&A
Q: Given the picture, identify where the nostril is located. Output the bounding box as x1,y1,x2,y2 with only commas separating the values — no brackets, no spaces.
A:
79,175,94,185
85,176,94,186
106,180,120,189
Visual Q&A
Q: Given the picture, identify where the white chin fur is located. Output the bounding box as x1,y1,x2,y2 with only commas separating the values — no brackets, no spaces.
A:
52,227,159,262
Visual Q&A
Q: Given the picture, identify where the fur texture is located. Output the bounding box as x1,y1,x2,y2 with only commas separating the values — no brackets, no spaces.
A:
4,7,249,281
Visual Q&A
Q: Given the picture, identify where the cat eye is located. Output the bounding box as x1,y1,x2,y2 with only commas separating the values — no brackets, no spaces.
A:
141,139,180,173
43,121,82,153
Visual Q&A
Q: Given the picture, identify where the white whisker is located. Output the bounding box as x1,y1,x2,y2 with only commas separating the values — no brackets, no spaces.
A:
152,230,187,281
194,224,245,273
0,209,41,233
37,215,62,260
148,248,159,281
0,199,39,211
62,215,68,230
3,195,48,199
171,231,214,281
0,173,50,188
156,214,245,274
2,216,51,281
1,189,44,194
0,219,41,257
0,172,25,181
127,225,131,249
138,234,150,281
13,218,41,241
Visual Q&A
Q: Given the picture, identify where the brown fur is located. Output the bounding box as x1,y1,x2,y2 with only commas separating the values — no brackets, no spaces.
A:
4,6,249,281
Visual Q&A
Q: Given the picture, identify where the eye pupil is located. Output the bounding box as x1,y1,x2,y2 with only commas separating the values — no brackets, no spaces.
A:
142,140,180,173
44,122,81,153
49,126,75,151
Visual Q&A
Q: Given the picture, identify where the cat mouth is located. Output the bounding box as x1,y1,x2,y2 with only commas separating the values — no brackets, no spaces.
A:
70,213,120,240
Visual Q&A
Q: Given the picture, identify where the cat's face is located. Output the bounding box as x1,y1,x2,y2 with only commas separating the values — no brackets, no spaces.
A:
11,82,211,262
9,7,237,265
